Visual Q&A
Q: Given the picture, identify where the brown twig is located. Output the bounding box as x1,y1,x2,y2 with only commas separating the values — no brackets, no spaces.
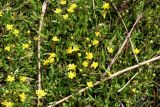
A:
37,0,48,106
102,13,143,78
112,3,142,92
92,0,96,19
48,56,160,106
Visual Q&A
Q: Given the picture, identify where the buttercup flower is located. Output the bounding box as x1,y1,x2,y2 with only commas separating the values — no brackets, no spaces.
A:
91,61,98,69
82,61,89,67
95,32,100,36
5,46,11,52
70,3,77,9
43,59,50,65
133,48,140,54
6,24,13,30
22,43,29,49
49,53,56,58
66,47,73,54
63,14,69,20
48,57,54,63
85,52,93,60
107,47,113,54
68,71,76,79
102,2,110,10
1,101,13,107
34,36,39,41
67,64,76,71
92,39,99,45
78,53,81,57
13,29,19,36
52,36,59,42
67,7,74,13
60,0,66,5
87,81,93,88
27,30,30,34
73,45,80,52
19,76,27,82
55,8,62,14
6,75,15,82
19,93,27,102
36,89,47,98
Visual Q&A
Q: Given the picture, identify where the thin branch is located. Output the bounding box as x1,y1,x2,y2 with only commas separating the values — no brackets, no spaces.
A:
112,3,141,92
48,56,160,106
102,13,143,78
92,0,96,19
37,0,48,106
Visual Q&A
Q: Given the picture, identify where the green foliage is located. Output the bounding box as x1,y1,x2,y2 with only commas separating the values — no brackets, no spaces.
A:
0,0,159,107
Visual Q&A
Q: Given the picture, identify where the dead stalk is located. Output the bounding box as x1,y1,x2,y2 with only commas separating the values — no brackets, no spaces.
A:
37,0,48,106
48,56,160,106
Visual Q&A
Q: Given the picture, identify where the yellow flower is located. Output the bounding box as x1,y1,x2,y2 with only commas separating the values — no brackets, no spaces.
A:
19,93,26,102
107,47,113,54
55,8,62,14
78,53,81,57
85,52,93,60
48,57,54,63
49,53,56,58
133,48,140,54
52,36,59,42
102,2,110,10
27,30,30,34
19,76,27,82
22,43,29,49
6,75,15,82
67,64,76,71
131,88,137,93
95,32,100,36
60,0,66,5
73,45,80,52
68,71,76,79
71,3,77,9
66,47,73,54
91,61,98,69
6,24,14,30
43,59,50,65
13,29,19,35
92,39,99,45
82,61,89,67
67,7,74,13
34,36,39,41
5,46,11,52
0,11,3,17
87,81,93,88
63,14,69,20
36,89,47,98
1,101,13,107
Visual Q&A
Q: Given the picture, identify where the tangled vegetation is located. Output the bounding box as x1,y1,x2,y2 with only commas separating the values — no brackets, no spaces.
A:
0,0,160,107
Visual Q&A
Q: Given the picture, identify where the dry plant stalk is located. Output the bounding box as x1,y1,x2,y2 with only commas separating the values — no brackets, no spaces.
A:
112,3,141,92
48,12,143,107
37,0,48,106
48,56,160,107
102,13,143,78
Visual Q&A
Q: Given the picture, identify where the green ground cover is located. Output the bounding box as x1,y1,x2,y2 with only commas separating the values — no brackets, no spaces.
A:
0,0,160,107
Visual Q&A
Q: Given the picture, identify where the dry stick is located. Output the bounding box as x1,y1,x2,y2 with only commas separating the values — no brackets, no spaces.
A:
112,3,141,92
92,0,96,19
102,13,143,78
48,12,143,107
37,0,48,106
48,56,160,107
